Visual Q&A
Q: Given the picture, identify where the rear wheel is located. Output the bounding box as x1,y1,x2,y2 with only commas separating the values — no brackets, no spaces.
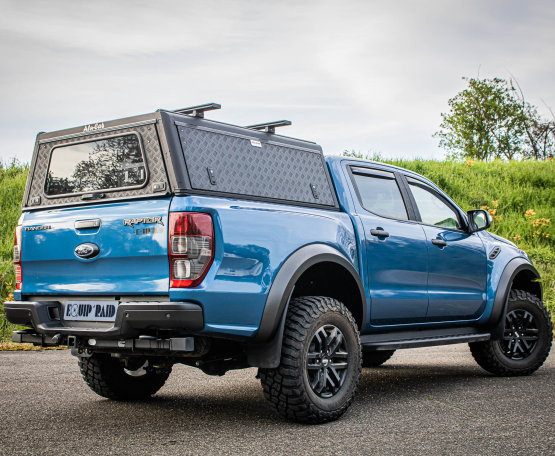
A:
259,296,362,424
469,290,552,376
362,350,395,368
78,354,171,400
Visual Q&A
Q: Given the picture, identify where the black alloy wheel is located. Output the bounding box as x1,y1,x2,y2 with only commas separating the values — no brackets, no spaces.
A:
306,325,349,398
259,296,362,423
469,289,552,376
500,309,539,360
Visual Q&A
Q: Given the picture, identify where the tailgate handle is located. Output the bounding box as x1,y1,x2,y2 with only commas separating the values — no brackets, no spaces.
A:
75,219,101,230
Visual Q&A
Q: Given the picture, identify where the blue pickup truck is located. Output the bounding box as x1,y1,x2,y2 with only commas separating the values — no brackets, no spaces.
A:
5,104,552,423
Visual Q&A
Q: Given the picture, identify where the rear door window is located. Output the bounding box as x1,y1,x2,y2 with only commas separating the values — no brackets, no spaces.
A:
44,133,147,196
351,168,408,220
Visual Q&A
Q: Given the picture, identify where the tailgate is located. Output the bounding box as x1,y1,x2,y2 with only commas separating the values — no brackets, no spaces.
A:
21,198,171,295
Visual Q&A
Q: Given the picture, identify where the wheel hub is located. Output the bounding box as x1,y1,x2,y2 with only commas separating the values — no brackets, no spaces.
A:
306,324,349,398
500,309,539,360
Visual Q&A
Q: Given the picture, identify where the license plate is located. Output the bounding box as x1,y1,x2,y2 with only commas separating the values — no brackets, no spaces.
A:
64,301,119,322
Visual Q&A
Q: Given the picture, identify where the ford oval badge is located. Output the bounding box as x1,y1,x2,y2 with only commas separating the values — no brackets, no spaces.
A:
74,243,100,259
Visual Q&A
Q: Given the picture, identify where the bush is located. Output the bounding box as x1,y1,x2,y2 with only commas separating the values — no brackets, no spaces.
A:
0,160,28,341
1,157,554,340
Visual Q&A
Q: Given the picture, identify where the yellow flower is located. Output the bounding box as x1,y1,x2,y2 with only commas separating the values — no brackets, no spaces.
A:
481,206,489,210
525,209,536,219
492,200,499,208
466,159,474,168
530,218,551,227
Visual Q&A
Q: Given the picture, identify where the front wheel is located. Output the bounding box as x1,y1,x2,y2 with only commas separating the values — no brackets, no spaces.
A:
469,290,553,376
259,296,362,424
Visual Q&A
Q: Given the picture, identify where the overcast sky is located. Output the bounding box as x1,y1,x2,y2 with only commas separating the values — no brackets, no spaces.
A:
1,0,554,163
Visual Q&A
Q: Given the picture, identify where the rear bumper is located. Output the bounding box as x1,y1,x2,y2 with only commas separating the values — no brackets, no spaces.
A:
4,300,204,339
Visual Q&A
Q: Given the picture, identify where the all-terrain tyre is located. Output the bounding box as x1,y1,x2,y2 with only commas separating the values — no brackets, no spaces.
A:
362,350,395,368
469,290,553,376
78,354,171,400
259,296,362,424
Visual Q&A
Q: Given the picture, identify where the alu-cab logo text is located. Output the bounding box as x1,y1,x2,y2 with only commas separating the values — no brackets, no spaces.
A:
83,123,105,132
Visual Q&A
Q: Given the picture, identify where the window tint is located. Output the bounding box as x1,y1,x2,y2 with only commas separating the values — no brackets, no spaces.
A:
409,182,461,229
352,171,408,220
45,134,146,196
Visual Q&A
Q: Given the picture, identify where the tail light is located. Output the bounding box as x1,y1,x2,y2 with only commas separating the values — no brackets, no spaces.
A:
14,225,22,290
169,212,214,288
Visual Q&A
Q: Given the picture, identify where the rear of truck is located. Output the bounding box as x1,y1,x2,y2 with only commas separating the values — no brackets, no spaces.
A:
7,112,202,349
5,107,347,355
5,108,370,423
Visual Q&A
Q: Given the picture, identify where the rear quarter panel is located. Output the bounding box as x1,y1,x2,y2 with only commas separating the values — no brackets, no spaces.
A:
169,196,358,338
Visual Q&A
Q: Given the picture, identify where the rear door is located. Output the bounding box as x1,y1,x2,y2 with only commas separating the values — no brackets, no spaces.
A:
348,167,430,326
21,128,172,296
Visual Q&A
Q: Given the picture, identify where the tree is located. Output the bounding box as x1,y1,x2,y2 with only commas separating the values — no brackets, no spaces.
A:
509,79,555,161
434,77,554,161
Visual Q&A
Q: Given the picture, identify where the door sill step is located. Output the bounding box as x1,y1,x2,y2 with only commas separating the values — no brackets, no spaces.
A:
361,327,491,351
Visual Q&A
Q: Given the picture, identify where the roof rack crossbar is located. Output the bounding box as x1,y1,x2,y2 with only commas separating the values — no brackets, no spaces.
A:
173,103,221,118
245,120,292,134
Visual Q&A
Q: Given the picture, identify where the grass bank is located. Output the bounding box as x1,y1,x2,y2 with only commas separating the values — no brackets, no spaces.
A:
0,160,28,342
1,159,554,342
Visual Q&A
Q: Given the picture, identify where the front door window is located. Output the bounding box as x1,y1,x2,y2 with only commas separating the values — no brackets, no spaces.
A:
408,180,461,229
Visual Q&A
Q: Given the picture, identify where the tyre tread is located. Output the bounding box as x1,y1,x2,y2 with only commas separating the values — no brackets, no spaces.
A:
469,289,553,376
259,296,362,424
78,355,171,400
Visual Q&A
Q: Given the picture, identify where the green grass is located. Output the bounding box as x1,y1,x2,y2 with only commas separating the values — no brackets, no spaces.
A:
0,160,28,341
1,158,554,341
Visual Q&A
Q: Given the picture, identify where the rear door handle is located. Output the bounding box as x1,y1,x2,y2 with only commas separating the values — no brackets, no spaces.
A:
431,237,447,247
370,229,389,238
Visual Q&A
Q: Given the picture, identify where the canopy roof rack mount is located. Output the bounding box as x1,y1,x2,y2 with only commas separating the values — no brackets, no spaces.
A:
245,120,292,134
173,103,221,118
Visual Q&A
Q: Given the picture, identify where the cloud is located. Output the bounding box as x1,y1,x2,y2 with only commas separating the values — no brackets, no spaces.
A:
0,0,554,163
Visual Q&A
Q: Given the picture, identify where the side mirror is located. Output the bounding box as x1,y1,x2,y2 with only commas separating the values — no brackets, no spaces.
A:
467,209,492,233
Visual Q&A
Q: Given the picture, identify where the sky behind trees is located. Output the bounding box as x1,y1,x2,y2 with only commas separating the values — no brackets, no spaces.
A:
1,0,554,162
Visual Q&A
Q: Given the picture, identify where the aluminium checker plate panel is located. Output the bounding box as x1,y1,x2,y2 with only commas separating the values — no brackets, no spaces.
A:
25,124,170,208
177,124,336,207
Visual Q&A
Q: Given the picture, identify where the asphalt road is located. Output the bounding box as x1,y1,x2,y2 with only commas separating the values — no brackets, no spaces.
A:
0,344,554,456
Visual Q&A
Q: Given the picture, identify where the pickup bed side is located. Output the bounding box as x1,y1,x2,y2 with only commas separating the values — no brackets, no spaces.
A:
168,195,361,339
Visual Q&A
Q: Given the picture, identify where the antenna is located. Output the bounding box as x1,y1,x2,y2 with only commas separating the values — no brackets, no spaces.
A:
173,103,221,118
245,120,292,134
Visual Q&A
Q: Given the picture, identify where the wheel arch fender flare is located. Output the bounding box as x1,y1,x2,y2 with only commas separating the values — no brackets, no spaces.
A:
255,243,365,343
484,257,542,339
246,243,366,368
